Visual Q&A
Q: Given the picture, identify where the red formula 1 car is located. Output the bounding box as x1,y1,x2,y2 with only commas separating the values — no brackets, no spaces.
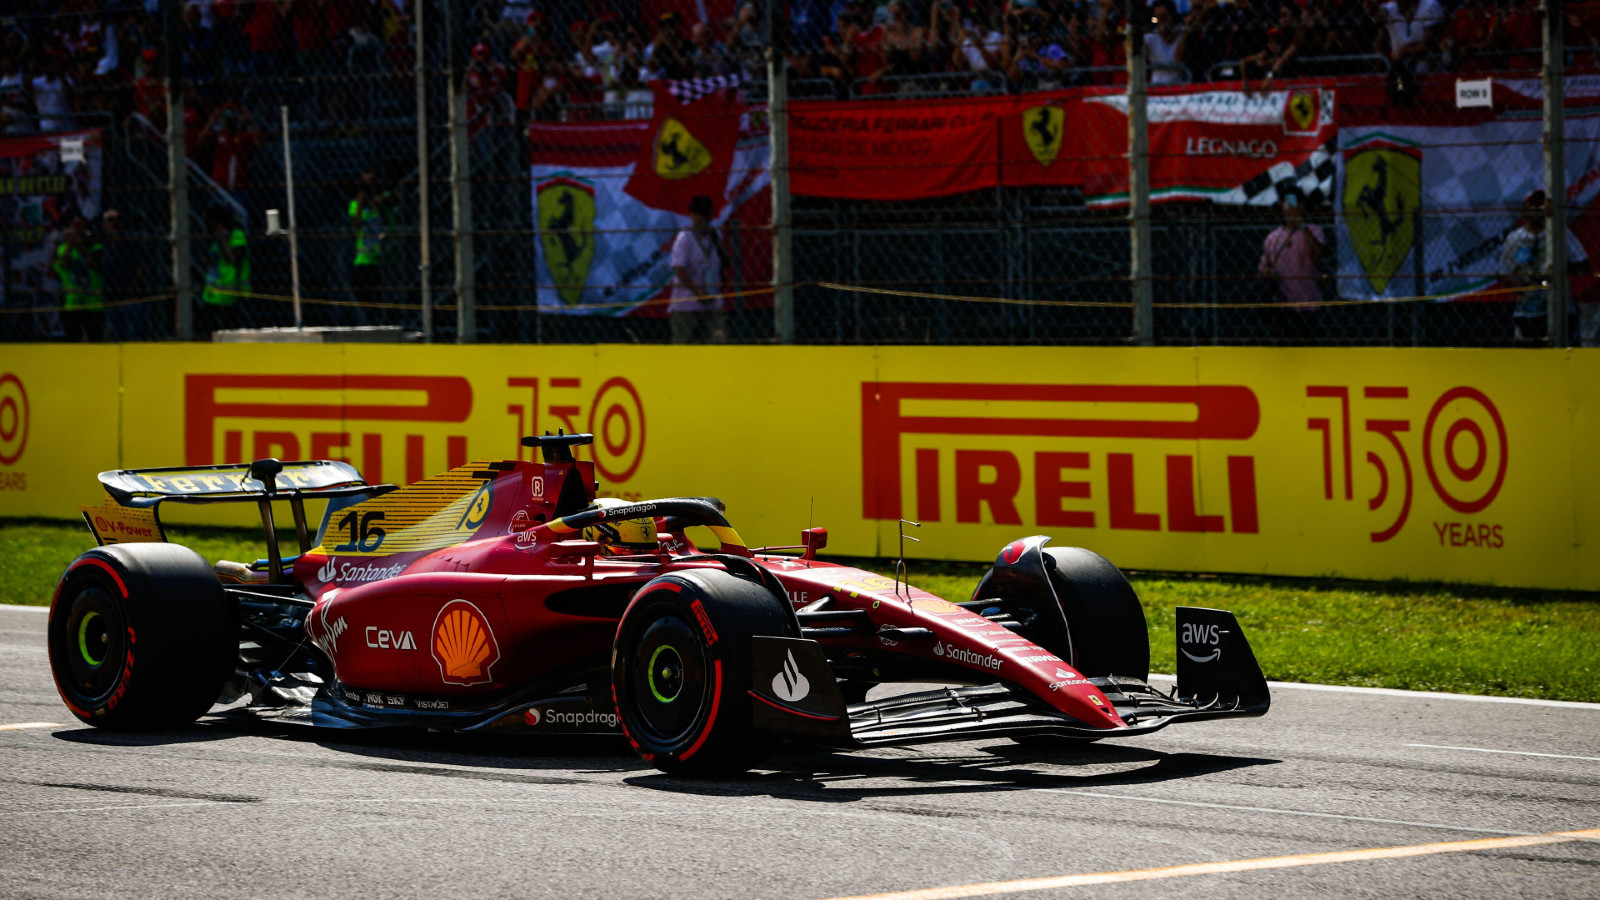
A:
49,433,1269,774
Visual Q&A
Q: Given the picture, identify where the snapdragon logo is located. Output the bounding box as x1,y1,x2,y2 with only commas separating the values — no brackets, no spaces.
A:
538,708,620,729
932,641,1002,671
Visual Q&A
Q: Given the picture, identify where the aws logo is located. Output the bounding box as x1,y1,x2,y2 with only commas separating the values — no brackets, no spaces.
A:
1344,137,1421,294
536,175,597,307
1179,621,1226,663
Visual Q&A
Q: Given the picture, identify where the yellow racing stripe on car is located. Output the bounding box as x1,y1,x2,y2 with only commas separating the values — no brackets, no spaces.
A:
548,519,580,535
709,526,745,549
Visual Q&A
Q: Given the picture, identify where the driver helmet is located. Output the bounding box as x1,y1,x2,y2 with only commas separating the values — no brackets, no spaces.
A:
583,498,658,554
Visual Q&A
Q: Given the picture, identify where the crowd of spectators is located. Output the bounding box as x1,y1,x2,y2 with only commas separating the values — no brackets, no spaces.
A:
2,0,1597,140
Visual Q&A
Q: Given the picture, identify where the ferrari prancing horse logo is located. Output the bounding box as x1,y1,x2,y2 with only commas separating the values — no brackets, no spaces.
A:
1023,104,1064,167
536,176,597,307
1343,142,1421,294
653,117,712,180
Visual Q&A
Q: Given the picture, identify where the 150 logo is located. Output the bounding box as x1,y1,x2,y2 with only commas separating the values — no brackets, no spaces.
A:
0,373,28,492
1307,385,1507,545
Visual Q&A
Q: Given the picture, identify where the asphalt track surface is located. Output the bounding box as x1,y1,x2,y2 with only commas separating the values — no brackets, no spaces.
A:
2,603,1597,900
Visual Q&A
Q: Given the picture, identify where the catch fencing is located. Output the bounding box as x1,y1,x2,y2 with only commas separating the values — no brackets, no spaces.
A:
0,0,1593,346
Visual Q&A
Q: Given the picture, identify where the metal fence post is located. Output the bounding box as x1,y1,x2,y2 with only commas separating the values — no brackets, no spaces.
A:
1544,0,1569,346
164,0,192,339
415,0,432,342
768,1,795,344
1127,0,1153,345
445,0,475,343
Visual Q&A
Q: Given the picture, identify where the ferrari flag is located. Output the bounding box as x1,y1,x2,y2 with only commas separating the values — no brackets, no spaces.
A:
623,81,744,217
530,99,768,315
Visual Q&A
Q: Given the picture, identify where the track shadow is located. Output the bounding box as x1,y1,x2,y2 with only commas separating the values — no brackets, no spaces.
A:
51,720,250,748
625,742,1280,803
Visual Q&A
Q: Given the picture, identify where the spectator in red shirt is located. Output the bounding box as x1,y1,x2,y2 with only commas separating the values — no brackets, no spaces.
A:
132,48,166,131
1447,0,1499,72
1500,0,1542,72
204,103,262,196
465,43,513,136
243,0,290,80
511,12,552,118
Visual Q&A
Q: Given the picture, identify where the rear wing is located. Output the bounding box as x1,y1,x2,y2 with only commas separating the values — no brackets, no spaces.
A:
98,459,371,506
86,459,391,583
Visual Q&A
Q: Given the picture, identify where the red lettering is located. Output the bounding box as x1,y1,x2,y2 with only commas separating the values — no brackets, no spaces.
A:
1477,524,1492,546
1034,452,1093,528
223,430,243,463
1434,521,1449,545
310,432,351,463
1463,524,1479,546
1107,453,1160,531
448,435,468,470
916,448,941,522
1166,455,1223,533
361,433,383,484
405,435,425,485
1492,524,1503,548
955,450,1023,524
861,381,1260,520
1449,523,1462,546
253,431,299,460
185,374,472,465
1227,456,1259,533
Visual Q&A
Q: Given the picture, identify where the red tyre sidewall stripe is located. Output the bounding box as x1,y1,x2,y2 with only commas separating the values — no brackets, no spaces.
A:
49,556,132,721
678,658,722,762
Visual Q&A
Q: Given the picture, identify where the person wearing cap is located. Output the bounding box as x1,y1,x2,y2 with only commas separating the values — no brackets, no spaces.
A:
648,12,695,80
54,216,104,342
669,195,727,344
200,207,250,338
1258,193,1326,341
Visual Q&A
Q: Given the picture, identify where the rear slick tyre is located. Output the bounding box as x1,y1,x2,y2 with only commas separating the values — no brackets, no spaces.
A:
612,569,795,775
48,544,236,729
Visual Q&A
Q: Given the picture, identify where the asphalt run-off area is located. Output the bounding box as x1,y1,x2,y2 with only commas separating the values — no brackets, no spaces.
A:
1,604,1595,899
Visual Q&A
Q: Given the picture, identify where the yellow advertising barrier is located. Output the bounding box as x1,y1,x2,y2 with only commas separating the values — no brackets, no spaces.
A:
1,344,1595,590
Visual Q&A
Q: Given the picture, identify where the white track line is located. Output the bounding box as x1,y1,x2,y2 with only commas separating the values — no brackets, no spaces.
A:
1405,743,1600,763
0,723,62,731
818,828,1600,900
0,604,49,613
1146,674,1600,711
981,785,1528,836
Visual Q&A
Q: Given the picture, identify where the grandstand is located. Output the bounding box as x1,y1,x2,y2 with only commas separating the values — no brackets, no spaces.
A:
0,0,1594,344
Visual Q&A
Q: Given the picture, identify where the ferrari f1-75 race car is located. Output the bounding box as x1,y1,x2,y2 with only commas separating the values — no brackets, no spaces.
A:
49,433,1269,774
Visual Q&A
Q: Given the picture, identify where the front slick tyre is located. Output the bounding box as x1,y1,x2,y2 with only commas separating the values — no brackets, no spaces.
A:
612,569,794,776
48,544,235,729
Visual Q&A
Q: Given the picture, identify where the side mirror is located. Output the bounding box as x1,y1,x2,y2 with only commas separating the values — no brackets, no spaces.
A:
801,527,828,560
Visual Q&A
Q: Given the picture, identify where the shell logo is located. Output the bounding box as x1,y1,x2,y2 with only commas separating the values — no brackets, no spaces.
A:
432,599,501,686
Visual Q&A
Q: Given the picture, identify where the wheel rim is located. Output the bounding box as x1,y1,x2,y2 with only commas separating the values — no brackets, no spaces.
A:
629,614,707,745
59,585,126,703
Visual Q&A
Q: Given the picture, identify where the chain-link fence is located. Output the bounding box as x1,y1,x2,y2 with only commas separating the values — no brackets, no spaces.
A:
1,0,1594,346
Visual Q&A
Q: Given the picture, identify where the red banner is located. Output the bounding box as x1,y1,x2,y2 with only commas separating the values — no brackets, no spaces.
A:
790,84,1337,205
788,97,1002,200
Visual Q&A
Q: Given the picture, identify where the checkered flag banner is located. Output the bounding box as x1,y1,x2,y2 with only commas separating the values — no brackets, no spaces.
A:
1217,137,1337,207
665,73,749,104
